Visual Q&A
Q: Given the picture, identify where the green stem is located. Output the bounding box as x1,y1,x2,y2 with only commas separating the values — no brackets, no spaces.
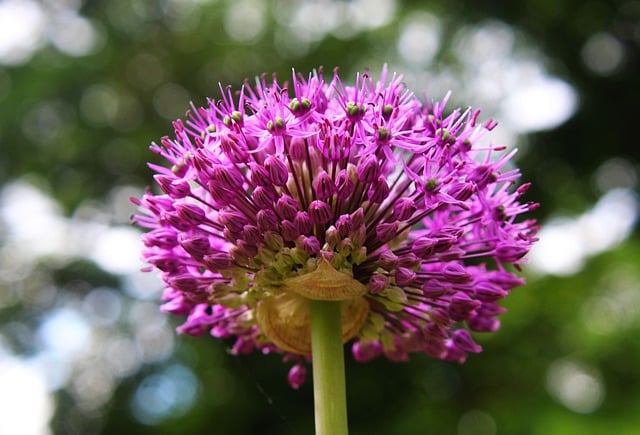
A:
310,299,349,435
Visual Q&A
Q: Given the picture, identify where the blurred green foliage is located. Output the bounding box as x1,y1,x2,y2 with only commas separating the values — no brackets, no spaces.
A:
1,0,639,434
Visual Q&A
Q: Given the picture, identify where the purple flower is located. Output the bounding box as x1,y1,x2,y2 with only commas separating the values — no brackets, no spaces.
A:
132,66,538,388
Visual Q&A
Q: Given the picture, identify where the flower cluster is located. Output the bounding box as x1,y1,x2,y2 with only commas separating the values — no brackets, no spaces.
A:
132,66,538,388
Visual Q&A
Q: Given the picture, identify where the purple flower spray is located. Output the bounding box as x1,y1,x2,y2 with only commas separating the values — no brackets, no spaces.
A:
133,66,538,434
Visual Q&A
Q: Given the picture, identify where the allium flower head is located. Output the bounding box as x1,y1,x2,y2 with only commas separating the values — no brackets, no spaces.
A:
132,66,538,388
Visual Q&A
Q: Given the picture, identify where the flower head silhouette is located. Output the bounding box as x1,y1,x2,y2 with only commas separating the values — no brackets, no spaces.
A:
133,66,538,388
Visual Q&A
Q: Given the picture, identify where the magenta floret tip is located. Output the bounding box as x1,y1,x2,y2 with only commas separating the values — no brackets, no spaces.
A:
133,65,538,387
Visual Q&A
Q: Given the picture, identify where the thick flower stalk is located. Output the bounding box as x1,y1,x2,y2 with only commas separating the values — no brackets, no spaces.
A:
132,66,538,389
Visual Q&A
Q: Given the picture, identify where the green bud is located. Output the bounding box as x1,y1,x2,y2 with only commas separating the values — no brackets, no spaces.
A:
301,97,311,109
336,237,353,255
346,102,362,117
325,226,341,249
289,98,300,112
426,177,438,191
273,252,295,274
377,126,390,141
258,267,281,284
358,323,379,341
350,246,368,265
230,268,250,288
380,329,397,352
255,247,276,265
211,282,233,298
347,163,358,183
231,110,242,123
368,312,385,332
436,128,450,141
275,116,284,129
289,247,309,265
374,286,407,312
264,231,284,251
218,294,244,309
230,246,249,265
382,104,393,118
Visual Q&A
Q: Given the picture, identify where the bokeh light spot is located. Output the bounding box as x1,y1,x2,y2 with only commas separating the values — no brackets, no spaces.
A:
152,82,191,120
224,0,265,42
89,226,145,275
0,359,53,435
529,188,638,276
126,53,167,91
131,364,199,425
49,13,103,57
397,12,441,65
0,0,46,65
82,287,123,326
37,308,90,358
500,78,577,132
582,32,625,76
594,157,638,193
546,359,605,413
80,84,120,127
581,267,640,335
458,410,496,435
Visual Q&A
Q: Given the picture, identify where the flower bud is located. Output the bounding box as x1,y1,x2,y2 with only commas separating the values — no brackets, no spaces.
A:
442,263,471,283
352,340,382,362
288,363,307,390
335,169,355,199
395,267,416,286
309,200,332,225
281,220,299,241
179,233,211,257
448,292,480,321
324,226,341,249
264,155,289,186
393,197,416,221
474,281,508,302
299,235,321,255
377,250,398,270
368,176,390,204
263,231,284,251
242,225,262,245
468,314,500,332
211,164,243,190
175,203,207,226
452,329,482,353
155,175,191,199
376,222,398,243
256,209,278,231
288,136,307,161
357,155,380,182
495,242,529,262
203,252,233,270
294,211,313,235
276,195,299,220
248,162,271,187
314,171,336,200
252,186,275,208
422,279,451,298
